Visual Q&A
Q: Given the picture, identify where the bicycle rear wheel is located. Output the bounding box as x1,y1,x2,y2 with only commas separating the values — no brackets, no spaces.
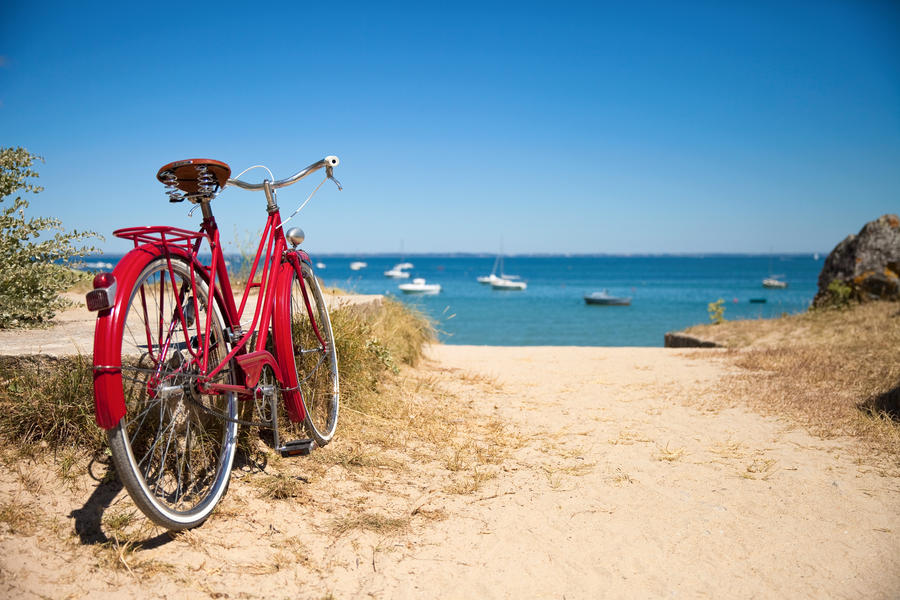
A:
106,256,238,530
279,260,339,446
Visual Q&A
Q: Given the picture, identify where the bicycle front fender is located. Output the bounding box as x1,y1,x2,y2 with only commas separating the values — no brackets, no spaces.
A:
92,244,207,429
272,257,307,424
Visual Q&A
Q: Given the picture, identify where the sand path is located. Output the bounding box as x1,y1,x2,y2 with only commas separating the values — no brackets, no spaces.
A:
346,345,900,599
2,344,899,598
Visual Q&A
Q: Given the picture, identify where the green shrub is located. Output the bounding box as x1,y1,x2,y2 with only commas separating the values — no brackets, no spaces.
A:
823,279,853,309
0,147,99,328
707,298,726,324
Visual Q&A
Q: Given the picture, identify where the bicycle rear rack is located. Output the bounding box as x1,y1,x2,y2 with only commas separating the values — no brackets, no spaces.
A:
114,225,207,250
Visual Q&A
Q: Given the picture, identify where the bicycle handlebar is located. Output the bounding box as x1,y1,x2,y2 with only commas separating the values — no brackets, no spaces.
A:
225,156,340,191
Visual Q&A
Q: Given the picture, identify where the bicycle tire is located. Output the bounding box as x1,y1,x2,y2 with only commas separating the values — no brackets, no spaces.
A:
278,260,339,445
106,255,238,530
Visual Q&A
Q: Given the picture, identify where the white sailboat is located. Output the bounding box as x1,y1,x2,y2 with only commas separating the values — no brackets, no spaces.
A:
762,276,788,289
477,251,522,284
477,255,503,284
386,241,414,277
762,256,788,288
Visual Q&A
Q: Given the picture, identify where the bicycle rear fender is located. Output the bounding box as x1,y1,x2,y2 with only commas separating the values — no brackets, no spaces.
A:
92,244,219,429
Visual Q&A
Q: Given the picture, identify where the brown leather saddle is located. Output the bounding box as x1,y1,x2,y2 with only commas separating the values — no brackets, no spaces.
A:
156,159,231,202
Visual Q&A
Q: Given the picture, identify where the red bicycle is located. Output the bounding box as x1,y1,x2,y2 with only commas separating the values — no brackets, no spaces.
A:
86,156,342,529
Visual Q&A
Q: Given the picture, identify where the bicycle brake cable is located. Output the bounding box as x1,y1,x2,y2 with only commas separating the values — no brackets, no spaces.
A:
277,175,329,230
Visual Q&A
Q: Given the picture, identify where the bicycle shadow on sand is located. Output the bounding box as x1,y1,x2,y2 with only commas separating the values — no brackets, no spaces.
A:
68,447,269,548
68,457,172,550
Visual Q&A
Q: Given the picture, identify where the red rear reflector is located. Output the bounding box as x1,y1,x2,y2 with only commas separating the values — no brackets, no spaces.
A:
93,272,116,288
86,272,116,311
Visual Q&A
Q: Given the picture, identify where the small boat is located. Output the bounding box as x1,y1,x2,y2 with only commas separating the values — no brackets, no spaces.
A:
478,254,503,284
584,290,631,306
749,298,767,304
477,272,502,285
491,278,527,291
384,265,411,278
398,277,441,294
395,261,414,270
350,261,367,271
316,262,326,269
478,251,522,284
762,276,788,289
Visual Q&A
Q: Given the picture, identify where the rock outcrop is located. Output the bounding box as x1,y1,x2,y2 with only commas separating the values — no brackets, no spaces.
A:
813,214,900,308
663,332,721,348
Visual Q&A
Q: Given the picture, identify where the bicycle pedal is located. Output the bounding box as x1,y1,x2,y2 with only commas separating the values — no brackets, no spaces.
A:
278,439,316,457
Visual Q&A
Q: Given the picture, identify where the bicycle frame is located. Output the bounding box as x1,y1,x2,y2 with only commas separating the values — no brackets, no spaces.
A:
93,188,315,428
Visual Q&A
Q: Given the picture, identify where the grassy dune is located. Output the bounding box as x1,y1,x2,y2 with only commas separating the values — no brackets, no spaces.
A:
684,301,900,466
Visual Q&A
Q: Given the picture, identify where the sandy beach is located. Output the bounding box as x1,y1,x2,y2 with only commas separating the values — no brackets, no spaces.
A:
1,336,898,598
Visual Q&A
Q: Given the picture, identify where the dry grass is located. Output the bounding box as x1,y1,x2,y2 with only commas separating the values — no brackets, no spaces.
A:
653,443,687,462
687,301,900,470
0,496,41,536
252,472,310,500
0,354,103,455
330,511,410,536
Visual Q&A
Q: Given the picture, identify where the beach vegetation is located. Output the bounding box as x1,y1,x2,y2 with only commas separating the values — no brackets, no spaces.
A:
684,300,900,468
0,298,435,456
707,298,726,324
0,354,103,454
0,147,99,328
821,279,853,309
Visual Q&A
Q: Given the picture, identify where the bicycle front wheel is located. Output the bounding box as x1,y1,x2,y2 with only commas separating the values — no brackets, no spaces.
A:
107,255,238,530
278,260,339,446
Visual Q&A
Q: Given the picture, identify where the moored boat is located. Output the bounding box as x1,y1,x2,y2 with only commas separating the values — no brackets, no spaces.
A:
584,290,631,305
384,264,411,278
491,278,527,291
477,272,502,285
350,261,367,271
398,277,441,294
478,249,522,284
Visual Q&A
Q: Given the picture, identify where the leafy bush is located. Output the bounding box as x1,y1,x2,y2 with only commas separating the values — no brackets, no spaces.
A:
0,147,99,328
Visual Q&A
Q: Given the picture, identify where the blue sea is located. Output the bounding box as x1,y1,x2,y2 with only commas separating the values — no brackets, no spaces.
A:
83,254,822,347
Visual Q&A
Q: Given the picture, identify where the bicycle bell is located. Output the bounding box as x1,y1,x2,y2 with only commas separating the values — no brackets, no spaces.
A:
286,227,305,248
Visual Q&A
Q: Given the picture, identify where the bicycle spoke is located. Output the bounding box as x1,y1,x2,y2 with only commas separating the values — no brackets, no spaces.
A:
154,402,182,498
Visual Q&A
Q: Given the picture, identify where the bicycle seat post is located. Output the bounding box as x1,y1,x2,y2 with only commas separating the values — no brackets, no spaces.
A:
199,199,214,222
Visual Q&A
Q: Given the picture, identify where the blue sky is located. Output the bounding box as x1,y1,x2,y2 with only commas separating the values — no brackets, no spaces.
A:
1,1,898,255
